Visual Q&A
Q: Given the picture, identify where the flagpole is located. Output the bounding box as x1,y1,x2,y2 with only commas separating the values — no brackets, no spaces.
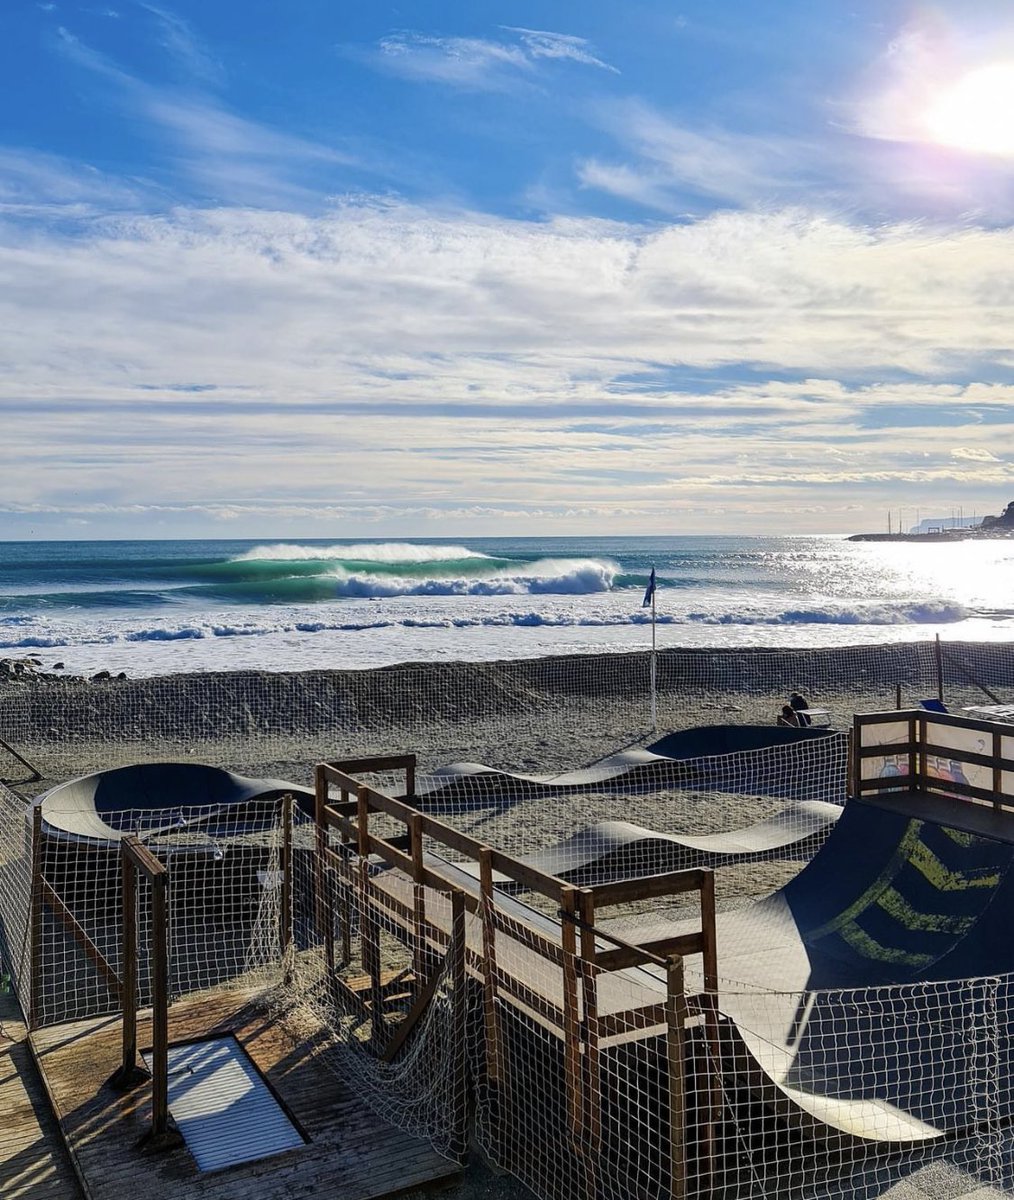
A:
650,566,657,732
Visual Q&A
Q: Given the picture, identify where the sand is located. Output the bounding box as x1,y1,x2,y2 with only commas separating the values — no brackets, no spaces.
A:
3,639,998,790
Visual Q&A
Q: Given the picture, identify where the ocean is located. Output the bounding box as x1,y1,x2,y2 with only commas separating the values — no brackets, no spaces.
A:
0,536,1011,678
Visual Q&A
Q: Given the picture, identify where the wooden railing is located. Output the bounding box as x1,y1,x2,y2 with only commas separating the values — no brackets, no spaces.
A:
853,709,1014,812
313,756,724,1200
106,835,181,1151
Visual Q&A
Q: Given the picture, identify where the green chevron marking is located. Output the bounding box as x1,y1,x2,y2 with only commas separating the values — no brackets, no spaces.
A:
837,921,934,968
941,827,976,847
875,886,976,935
909,840,1000,892
808,820,925,941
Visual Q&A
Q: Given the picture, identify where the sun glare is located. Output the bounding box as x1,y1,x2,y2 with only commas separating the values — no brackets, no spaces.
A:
925,61,1014,156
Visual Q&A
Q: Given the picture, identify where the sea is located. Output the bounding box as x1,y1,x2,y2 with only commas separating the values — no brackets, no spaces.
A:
0,536,1012,679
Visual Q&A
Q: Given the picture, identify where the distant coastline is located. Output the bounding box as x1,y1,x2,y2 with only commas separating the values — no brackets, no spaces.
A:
849,499,1014,542
847,529,1014,542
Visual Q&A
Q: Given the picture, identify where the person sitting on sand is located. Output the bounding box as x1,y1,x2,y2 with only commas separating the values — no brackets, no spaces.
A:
789,692,812,726
777,704,802,727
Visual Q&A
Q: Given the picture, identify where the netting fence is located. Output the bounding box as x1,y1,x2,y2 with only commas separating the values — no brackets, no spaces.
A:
0,783,284,1027
2,638,1014,1199
1,638,1011,790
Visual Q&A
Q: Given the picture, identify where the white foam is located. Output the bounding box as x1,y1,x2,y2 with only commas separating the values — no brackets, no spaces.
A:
232,541,492,563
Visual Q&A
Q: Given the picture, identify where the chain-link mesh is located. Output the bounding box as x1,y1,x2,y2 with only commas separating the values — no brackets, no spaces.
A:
3,797,285,1027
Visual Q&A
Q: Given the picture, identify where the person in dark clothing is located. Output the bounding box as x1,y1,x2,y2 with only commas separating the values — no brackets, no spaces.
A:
789,692,812,726
777,704,801,727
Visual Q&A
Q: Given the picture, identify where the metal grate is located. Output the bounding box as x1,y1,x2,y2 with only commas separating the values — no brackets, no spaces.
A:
142,1035,306,1172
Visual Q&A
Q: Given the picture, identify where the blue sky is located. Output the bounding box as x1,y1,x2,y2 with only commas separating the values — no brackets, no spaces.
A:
2,0,1013,538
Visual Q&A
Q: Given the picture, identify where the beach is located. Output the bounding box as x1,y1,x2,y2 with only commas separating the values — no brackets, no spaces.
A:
3,639,999,786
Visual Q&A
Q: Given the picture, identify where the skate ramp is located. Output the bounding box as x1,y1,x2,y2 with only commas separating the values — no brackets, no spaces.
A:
35,762,314,843
617,792,1014,1142
460,800,842,886
418,725,840,809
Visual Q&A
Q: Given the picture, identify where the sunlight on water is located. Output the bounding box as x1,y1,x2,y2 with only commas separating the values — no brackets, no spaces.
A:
0,536,1011,676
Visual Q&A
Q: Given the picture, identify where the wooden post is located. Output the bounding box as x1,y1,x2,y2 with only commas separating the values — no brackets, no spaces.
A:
478,848,501,1087
895,682,902,710
357,787,383,1038
280,794,293,980
666,955,688,1200
107,840,148,1090
313,766,331,970
560,886,584,1139
911,713,922,788
150,870,170,1143
120,846,138,1079
449,889,469,1165
699,870,720,1186
29,805,42,1030
116,838,181,1148
409,812,427,985
577,889,601,1152
935,633,944,704
994,730,1003,812
851,714,862,798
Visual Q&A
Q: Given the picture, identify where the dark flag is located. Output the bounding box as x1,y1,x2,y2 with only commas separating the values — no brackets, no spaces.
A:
642,566,656,607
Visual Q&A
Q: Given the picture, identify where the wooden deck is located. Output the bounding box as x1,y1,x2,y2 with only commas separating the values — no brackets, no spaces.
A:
0,987,82,1200
28,984,463,1200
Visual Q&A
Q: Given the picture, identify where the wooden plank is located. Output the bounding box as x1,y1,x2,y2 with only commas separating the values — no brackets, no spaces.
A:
585,868,707,908
487,847,565,901
491,906,564,966
380,968,441,1062
325,755,417,778
39,880,121,996
27,984,462,1200
594,933,704,973
0,989,82,1200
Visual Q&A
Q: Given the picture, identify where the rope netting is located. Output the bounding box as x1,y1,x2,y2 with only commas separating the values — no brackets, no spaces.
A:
0,639,1011,787
0,787,285,1027
275,808,472,1162
1,637,1014,1198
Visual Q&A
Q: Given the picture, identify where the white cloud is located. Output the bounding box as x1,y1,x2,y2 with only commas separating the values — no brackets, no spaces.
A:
367,26,615,90
1,200,1013,530
375,33,529,88
0,147,156,214
52,26,362,206
138,3,224,85
501,27,618,73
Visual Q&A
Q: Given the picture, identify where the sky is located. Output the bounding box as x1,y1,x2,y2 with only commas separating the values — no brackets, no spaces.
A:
2,0,1014,540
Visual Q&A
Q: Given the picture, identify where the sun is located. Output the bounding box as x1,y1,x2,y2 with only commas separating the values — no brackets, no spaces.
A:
925,61,1014,156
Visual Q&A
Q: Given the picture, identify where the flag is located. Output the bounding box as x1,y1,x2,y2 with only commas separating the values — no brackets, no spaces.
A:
642,566,656,607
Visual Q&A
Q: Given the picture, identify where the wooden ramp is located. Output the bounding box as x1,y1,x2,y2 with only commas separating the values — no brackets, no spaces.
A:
28,985,463,1200
0,987,81,1199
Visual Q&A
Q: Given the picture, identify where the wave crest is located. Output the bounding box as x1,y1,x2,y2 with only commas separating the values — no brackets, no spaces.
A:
232,542,492,563
687,602,971,626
